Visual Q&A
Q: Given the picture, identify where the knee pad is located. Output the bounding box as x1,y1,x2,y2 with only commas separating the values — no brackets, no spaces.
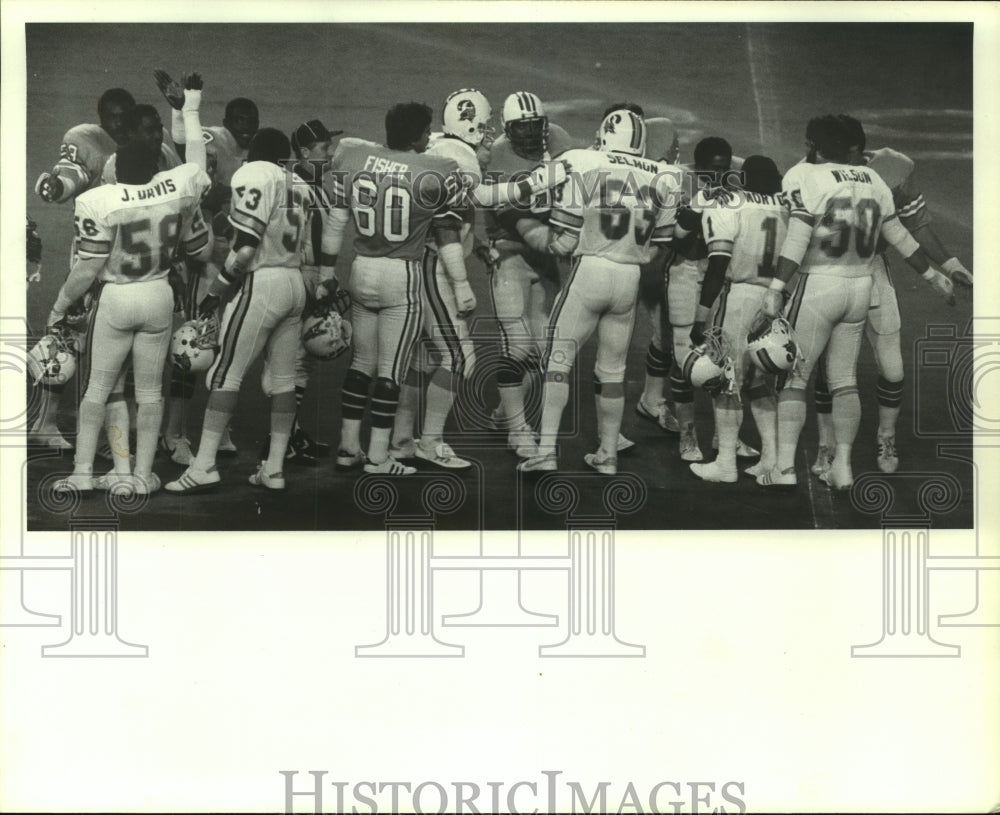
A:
877,376,904,409
342,368,372,420
371,377,400,429
595,359,626,385
645,340,671,377
134,386,163,405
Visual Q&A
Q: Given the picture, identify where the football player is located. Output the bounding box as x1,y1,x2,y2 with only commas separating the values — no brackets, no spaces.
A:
483,91,577,456
101,104,181,183
49,82,212,495
688,156,788,483
165,128,317,493
808,114,974,475
517,110,681,474
31,87,136,451
258,118,345,466
758,115,954,490
329,102,471,475
635,116,682,434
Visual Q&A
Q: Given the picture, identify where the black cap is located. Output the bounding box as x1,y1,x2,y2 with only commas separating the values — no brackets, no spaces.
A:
290,119,344,154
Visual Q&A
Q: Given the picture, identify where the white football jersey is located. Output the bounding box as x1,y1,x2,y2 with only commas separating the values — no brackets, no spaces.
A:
704,191,789,286
427,134,479,254
549,149,681,265
229,161,314,271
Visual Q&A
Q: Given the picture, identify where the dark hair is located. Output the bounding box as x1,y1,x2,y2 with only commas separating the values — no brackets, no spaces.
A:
602,101,644,118
115,141,157,184
806,115,850,162
225,97,259,121
385,102,433,150
837,114,866,151
98,88,135,115
122,104,161,134
247,127,291,164
741,155,782,195
693,136,733,169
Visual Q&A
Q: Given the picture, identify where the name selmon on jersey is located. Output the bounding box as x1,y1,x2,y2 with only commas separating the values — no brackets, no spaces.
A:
548,149,681,265
329,140,465,261
229,161,315,271
703,191,790,286
788,162,898,278
74,162,211,284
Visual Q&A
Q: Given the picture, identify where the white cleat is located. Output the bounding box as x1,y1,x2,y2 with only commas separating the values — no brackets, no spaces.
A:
132,472,162,495
811,445,835,476
249,464,285,490
52,473,94,494
517,452,557,473
584,450,617,475
29,431,73,450
508,425,538,459
679,426,703,462
690,460,738,483
159,435,194,466
876,435,899,474
93,471,136,495
388,439,417,460
363,456,416,475
218,425,237,455
616,433,636,454
756,466,797,490
335,449,366,471
736,440,760,458
819,460,854,491
415,440,472,469
165,465,221,494
636,397,680,434
743,460,776,479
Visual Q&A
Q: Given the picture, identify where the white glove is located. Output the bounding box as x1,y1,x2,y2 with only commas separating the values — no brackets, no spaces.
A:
923,268,956,306
453,279,477,317
942,257,973,288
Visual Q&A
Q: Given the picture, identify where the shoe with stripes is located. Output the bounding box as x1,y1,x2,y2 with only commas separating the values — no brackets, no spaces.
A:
249,465,285,490
159,435,194,466
876,435,899,474
743,460,775,479
690,460,738,483
335,449,366,471
679,426,703,462
132,472,162,495
363,456,416,475
93,472,135,494
218,426,237,455
756,466,797,489
584,450,617,475
165,466,221,494
508,425,538,459
415,440,471,469
636,398,680,434
53,473,94,494
517,452,557,473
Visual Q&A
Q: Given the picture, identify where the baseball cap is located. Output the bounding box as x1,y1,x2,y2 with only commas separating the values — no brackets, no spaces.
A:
290,119,344,153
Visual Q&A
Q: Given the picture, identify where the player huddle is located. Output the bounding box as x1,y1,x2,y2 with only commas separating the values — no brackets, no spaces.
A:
27,72,972,501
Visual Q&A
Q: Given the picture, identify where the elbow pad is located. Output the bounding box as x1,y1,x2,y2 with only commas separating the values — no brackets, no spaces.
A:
778,216,813,266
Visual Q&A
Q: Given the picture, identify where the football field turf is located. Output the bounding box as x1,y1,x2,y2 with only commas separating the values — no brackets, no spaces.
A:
23,23,975,531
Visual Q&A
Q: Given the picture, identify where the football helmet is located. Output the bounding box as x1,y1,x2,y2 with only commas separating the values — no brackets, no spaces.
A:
681,327,738,397
443,88,494,147
171,317,219,373
28,327,78,386
502,91,549,158
599,109,646,157
302,287,353,360
747,316,800,374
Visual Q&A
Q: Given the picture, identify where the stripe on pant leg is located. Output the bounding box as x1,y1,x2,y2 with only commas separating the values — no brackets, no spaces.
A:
210,275,254,390
423,249,466,377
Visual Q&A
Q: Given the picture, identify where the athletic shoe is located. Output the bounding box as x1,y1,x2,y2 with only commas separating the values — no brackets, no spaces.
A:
636,397,680,434
508,425,538,459
743,460,775,479
819,459,854,491
53,473,94,494
249,464,285,490
679,426,702,462
690,460,738,483
132,472,162,495
517,452,557,473
616,433,636,454
811,445,834,477
756,466,797,489
876,435,899,474
415,440,472,469
584,450,617,474
93,472,135,494
159,435,194,466
363,456,416,475
218,426,237,455
710,434,760,459
165,465,221,494
28,431,73,451
284,428,320,466
389,439,417,460
335,449,366,471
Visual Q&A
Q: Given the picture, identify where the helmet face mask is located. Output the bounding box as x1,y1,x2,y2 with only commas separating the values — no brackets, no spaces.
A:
681,327,738,397
443,89,493,148
302,288,353,360
501,92,549,159
171,317,218,373
28,329,78,386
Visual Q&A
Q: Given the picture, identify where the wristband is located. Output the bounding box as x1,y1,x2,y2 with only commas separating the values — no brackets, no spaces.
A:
941,258,964,274
181,89,202,113
768,279,786,292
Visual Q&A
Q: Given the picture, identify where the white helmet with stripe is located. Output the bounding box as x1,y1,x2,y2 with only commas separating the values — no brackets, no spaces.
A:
747,316,800,374
502,91,549,157
599,109,647,157
442,88,494,147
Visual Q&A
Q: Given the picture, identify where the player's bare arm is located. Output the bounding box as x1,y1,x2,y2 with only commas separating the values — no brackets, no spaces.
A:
47,256,105,327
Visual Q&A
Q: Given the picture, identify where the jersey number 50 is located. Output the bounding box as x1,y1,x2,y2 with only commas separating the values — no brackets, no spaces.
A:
820,197,881,259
